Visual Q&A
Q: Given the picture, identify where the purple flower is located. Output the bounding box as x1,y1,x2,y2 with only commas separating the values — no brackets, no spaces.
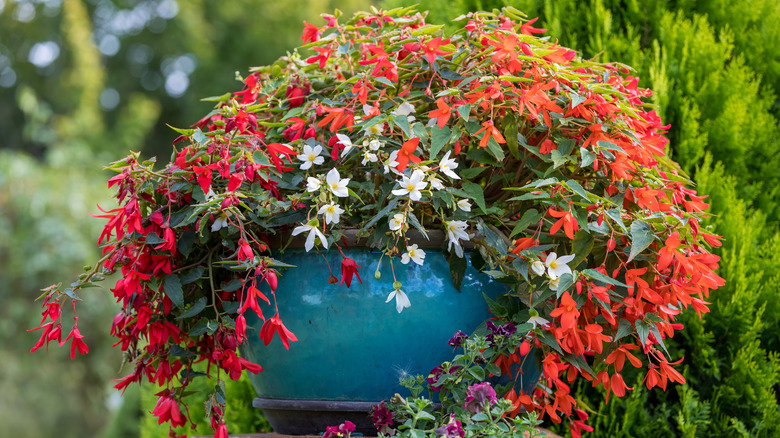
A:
427,364,461,391
485,321,516,345
448,330,468,347
463,382,497,414
370,401,393,434
434,414,465,438
323,420,356,438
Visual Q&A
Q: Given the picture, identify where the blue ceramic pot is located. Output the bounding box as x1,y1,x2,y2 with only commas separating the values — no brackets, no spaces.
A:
238,243,532,434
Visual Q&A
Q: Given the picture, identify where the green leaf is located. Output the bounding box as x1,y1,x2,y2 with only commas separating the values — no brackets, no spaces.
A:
360,198,399,233
461,181,486,212
550,150,567,168
580,147,596,168
192,128,208,146
188,319,209,336
176,297,207,319
446,249,467,291
468,366,486,381
570,230,594,267
222,279,243,292
393,114,411,137
145,232,166,245
502,117,520,159
459,167,488,179
556,273,575,297
406,211,429,240
483,293,508,318
596,140,625,154
180,266,205,285
164,275,184,308
581,268,628,287
649,323,669,356
628,220,654,262
510,209,541,237
169,345,196,357
177,230,196,257
613,319,633,342
484,137,506,162
566,180,590,202
512,258,530,282
456,103,471,122
570,92,587,108
252,150,271,167
605,208,628,234
430,125,451,159
635,320,649,346
439,69,465,80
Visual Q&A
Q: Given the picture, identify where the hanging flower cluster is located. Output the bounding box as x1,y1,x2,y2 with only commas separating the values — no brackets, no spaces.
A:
32,5,723,437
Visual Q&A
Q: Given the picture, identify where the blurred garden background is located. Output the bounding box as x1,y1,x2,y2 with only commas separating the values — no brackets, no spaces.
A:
1,0,778,437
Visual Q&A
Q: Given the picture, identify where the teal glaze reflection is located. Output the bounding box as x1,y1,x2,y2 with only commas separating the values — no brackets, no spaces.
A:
240,248,505,402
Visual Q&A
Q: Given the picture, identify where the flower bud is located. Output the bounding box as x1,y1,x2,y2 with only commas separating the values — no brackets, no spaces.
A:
266,270,278,291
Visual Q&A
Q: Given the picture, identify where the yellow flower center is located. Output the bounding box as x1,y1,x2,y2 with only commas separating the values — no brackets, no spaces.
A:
407,184,416,192
550,261,558,269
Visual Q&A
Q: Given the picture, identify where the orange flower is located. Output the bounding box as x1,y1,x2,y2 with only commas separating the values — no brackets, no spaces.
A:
428,97,452,129
549,292,580,330
474,120,506,147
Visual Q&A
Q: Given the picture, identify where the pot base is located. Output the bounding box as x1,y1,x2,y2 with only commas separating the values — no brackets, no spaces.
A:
253,397,378,435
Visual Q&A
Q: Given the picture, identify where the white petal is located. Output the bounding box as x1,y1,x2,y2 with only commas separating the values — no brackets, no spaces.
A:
292,225,310,236
545,252,558,268
395,290,411,313
304,228,316,252
557,254,576,264
531,261,546,276
386,290,397,303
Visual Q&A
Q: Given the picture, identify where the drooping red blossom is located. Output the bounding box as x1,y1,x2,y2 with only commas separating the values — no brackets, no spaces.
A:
340,258,362,288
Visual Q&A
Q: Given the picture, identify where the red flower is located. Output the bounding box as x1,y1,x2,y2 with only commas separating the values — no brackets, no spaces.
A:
62,326,89,359
340,258,363,288
301,21,322,44
548,206,579,239
237,239,254,261
395,137,422,172
259,312,298,349
152,391,186,428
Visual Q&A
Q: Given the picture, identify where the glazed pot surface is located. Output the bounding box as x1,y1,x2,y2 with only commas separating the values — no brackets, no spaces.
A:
240,247,503,402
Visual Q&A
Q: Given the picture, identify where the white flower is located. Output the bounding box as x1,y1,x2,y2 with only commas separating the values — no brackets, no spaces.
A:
446,221,469,258
362,150,378,165
336,134,354,157
439,150,461,180
306,177,321,192
401,244,426,266
291,223,329,252
297,144,324,170
545,252,576,280
386,288,411,313
326,168,350,198
393,102,416,117
457,199,472,212
549,277,560,291
429,176,444,191
528,314,550,329
392,170,428,201
205,189,217,201
368,139,382,151
383,150,400,175
318,203,344,225
531,260,546,276
389,213,405,231
211,213,229,232
367,123,384,136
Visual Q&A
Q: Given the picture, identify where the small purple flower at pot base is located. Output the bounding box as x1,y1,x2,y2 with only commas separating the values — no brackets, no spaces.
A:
370,401,394,435
434,414,465,438
447,330,468,347
323,420,356,438
463,382,498,414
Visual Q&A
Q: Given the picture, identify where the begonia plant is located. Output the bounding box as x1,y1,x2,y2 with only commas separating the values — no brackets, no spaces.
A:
31,5,724,437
